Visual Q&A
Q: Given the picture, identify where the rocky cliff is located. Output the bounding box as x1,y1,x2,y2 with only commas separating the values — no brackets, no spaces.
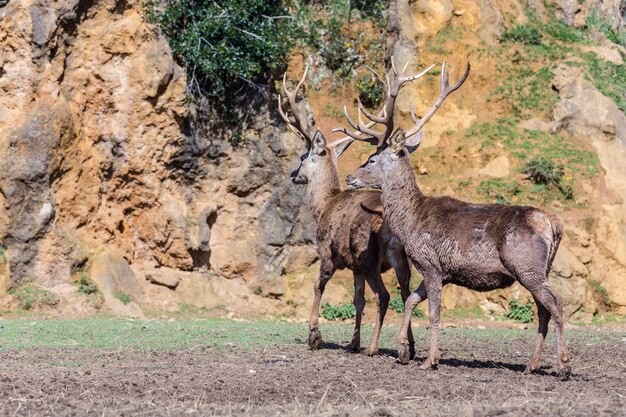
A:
0,0,318,316
0,0,625,320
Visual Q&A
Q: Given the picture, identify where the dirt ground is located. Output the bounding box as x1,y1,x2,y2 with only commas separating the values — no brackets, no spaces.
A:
0,324,624,416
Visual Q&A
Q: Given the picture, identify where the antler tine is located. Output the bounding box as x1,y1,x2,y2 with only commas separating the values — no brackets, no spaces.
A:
404,61,471,138
357,98,387,124
357,107,384,140
332,126,377,142
391,55,398,75
343,105,360,131
278,66,312,146
409,96,421,125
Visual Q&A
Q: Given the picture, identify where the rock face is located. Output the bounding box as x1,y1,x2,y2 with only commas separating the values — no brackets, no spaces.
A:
551,65,626,310
0,0,625,319
0,0,315,313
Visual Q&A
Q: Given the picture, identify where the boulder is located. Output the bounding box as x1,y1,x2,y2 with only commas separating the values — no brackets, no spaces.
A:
89,249,144,313
552,65,626,146
478,155,510,178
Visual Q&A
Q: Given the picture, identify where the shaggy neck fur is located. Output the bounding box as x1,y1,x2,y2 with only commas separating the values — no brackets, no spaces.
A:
380,155,425,242
306,155,342,221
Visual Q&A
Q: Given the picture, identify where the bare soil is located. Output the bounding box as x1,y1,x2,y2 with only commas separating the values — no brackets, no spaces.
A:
0,328,624,416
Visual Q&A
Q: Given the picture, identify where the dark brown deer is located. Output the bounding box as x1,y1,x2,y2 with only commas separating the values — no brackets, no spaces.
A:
278,66,430,356
342,60,571,379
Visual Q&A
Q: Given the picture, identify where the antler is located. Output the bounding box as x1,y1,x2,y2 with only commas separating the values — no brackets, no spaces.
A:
278,66,312,146
333,56,436,146
404,61,471,139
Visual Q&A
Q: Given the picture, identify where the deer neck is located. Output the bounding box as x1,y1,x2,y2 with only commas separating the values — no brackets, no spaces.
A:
381,156,425,240
306,159,342,221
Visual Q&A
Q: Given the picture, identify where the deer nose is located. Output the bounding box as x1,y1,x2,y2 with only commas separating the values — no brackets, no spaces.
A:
345,176,358,188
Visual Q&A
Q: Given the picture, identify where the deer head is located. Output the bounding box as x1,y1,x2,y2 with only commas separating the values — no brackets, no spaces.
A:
344,61,470,190
278,66,376,185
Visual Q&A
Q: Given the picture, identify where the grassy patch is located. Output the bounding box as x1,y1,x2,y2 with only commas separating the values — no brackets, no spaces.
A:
8,284,59,311
0,319,620,353
501,24,542,45
492,65,557,119
583,53,626,113
442,308,486,320
464,117,598,204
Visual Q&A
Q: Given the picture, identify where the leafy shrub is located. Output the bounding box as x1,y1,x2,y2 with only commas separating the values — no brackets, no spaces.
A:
115,292,133,305
500,25,542,45
522,155,564,185
589,279,613,309
356,72,384,108
321,302,356,320
76,273,99,295
144,0,296,96
507,299,534,323
8,284,59,310
389,296,425,317
522,156,574,199
317,15,361,78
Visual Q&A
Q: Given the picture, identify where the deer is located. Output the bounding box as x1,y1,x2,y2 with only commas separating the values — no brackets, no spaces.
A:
340,59,572,379
277,65,430,356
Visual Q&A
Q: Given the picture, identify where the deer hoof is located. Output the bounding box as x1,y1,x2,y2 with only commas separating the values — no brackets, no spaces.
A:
419,360,438,370
397,344,411,365
308,329,322,350
524,363,538,375
558,365,571,381
346,341,360,353
364,347,379,357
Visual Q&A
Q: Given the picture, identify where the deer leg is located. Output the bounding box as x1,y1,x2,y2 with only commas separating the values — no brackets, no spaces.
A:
397,281,428,365
420,276,442,370
308,261,335,350
363,271,390,356
522,279,571,379
347,272,366,353
394,255,416,359
524,296,550,374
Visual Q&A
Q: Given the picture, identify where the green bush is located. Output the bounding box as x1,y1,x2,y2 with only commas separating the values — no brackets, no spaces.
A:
589,279,613,309
144,0,296,96
115,292,133,305
356,72,384,108
507,299,534,323
321,302,356,320
76,273,99,296
317,15,360,78
8,284,59,310
500,25,542,45
522,155,564,185
522,155,574,200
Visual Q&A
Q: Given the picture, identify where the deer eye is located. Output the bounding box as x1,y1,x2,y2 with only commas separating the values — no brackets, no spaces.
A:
369,158,376,165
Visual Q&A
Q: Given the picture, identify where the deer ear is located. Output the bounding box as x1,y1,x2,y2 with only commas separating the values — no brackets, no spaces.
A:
404,131,423,154
389,128,406,154
332,138,354,158
312,130,327,155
